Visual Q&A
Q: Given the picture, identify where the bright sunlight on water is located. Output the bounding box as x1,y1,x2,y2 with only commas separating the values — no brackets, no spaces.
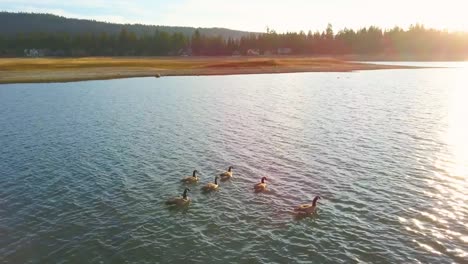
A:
1,62,467,263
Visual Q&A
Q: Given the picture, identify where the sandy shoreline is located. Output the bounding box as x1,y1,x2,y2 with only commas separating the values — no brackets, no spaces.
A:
0,56,426,84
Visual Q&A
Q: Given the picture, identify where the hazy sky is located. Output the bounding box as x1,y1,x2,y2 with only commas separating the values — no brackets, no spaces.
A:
1,0,467,32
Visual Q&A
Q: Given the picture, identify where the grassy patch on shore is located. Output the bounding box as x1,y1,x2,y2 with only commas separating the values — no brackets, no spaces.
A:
0,57,348,71
0,56,423,84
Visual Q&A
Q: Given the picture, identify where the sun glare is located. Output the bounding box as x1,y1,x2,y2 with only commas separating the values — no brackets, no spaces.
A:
446,69,468,178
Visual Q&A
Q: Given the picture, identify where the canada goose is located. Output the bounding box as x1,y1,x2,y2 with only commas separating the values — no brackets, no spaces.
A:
294,196,321,214
254,177,267,192
202,176,219,192
181,170,199,184
166,188,191,206
220,166,233,179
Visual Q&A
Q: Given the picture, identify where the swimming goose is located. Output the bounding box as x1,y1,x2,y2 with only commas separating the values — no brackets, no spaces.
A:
294,196,321,214
202,176,219,192
220,166,233,179
181,170,200,184
166,188,191,206
254,177,267,192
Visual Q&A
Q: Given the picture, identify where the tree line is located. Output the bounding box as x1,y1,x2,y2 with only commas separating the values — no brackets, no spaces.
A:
1,23,467,58
0,12,250,39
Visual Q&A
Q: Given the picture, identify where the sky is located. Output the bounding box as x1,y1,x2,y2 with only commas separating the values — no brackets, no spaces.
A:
1,0,467,32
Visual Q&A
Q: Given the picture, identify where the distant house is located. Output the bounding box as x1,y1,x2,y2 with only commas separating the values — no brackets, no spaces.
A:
24,49,54,57
24,49,40,57
247,49,260,56
178,48,192,56
277,48,292,55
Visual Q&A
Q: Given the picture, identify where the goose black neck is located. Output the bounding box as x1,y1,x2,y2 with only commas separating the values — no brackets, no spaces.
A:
228,167,232,172
312,196,320,206
261,177,265,183
215,177,218,184
183,189,188,199
192,170,197,177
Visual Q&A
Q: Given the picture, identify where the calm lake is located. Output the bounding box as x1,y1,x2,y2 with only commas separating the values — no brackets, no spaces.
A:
1,62,467,263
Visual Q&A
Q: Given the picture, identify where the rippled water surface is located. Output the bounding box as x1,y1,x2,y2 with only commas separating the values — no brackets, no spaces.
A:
1,63,467,263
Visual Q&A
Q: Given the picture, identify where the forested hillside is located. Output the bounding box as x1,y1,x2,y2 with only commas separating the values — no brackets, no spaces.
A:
1,12,467,59
0,12,250,38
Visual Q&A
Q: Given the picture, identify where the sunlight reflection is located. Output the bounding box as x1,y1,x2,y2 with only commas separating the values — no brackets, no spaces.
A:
411,68,468,259
420,211,448,224
447,248,468,258
430,230,446,239
445,72,468,178
414,240,441,255
412,219,425,230
445,229,462,237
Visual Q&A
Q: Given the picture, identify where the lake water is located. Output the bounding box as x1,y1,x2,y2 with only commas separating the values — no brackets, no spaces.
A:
1,63,467,263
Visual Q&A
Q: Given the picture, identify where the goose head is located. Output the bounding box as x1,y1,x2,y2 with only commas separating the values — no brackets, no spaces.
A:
182,188,190,199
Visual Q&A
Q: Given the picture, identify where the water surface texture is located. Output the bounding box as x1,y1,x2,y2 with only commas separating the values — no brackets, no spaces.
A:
1,63,467,263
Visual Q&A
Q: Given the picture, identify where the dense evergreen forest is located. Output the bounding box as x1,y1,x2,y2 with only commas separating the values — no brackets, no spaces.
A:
1,12,467,59
0,12,250,38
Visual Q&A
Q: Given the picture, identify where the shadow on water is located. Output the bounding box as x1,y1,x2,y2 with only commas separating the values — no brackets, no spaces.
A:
253,187,275,194
200,187,221,195
166,203,191,214
292,211,320,222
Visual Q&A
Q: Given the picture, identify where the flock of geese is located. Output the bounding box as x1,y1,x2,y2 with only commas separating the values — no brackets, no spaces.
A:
166,166,321,216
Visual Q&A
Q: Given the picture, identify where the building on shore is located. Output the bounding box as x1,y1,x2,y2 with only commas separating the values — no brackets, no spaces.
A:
277,48,292,55
247,49,260,56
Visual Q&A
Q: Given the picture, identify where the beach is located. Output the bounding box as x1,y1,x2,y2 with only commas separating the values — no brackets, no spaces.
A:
0,56,423,84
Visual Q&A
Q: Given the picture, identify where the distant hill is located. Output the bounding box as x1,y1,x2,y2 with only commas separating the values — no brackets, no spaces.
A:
0,12,254,39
